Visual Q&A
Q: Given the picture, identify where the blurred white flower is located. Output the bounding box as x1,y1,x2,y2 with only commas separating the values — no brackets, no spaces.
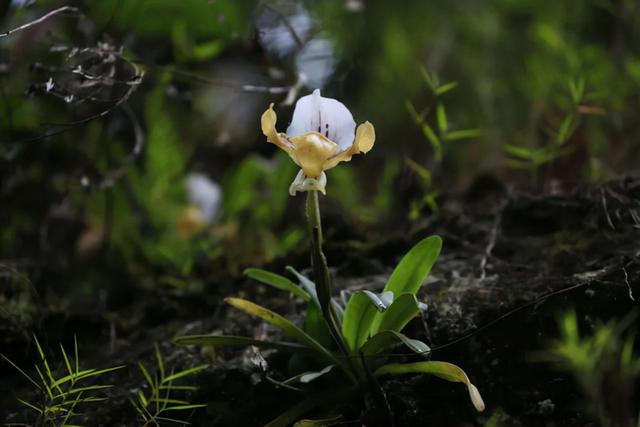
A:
296,37,336,90
254,2,337,90
256,4,312,58
186,173,222,223
11,0,34,7
344,0,365,12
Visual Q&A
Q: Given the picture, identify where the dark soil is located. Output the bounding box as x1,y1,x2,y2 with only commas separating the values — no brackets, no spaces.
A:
1,177,639,426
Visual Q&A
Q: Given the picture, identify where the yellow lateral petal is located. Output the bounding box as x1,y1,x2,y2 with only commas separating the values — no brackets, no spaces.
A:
322,121,375,171
354,121,375,153
261,103,293,153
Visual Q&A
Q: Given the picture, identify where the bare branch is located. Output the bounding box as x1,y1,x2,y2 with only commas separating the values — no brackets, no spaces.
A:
0,6,82,38
140,63,295,95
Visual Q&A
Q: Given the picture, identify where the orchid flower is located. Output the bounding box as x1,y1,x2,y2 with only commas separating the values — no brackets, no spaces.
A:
261,89,375,195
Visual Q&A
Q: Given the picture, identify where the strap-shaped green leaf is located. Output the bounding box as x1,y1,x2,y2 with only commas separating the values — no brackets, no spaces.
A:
175,335,310,352
341,291,391,352
383,235,442,296
225,297,339,367
244,268,311,301
370,293,420,336
374,361,485,412
304,303,333,348
361,330,430,357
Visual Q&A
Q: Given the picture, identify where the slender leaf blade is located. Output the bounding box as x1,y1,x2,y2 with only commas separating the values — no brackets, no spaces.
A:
445,129,483,141
298,365,335,384
164,404,208,411
361,330,430,357
155,344,165,381
374,361,485,411
436,103,448,133
60,343,73,378
435,81,459,96
504,144,534,159
1,353,40,390
225,298,337,365
245,268,311,301
421,124,442,161
162,365,209,383
286,266,318,304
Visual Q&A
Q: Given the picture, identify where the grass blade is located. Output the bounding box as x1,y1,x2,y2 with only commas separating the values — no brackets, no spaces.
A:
17,398,42,413
1,353,40,390
162,365,208,383
164,404,208,411
155,344,165,381
138,362,155,389
60,343,73,378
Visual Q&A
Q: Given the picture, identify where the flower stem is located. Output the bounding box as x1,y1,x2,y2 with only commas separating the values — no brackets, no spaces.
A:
305,190,350,357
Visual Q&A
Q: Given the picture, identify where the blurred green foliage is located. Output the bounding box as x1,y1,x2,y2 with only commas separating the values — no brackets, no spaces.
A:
545,311,639,426
1,0,640,287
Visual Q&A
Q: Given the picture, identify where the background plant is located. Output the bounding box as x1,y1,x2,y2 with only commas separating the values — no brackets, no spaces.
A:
0,335,124,427
130,344,208,427
542,311,640,427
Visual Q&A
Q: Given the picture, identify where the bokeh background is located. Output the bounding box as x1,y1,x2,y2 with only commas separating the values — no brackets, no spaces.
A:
2,0,640,295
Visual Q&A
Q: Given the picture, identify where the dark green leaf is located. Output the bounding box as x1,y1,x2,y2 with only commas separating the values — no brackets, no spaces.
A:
370,293,420,335
304,304,333,348
361,330,430,357
383,235,442,296
341,291,389,351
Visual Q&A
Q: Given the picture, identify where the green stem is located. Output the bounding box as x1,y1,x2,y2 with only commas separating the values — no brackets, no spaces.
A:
305,190,350,358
